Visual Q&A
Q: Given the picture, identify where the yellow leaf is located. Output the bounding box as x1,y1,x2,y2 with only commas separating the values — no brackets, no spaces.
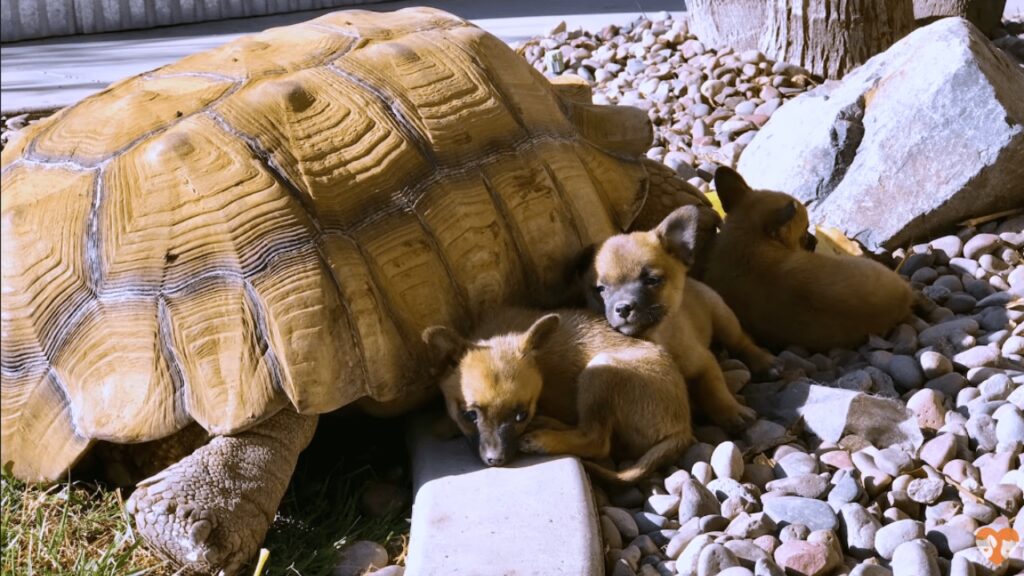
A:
705,191,726,219
814,225,863,257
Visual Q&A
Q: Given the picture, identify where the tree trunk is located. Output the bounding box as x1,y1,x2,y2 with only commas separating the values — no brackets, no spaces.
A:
760,0,916,79
913,0,1007,37
688,0,766,51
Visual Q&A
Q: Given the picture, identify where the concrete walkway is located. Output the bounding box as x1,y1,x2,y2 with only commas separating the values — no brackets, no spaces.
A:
0,0,684,113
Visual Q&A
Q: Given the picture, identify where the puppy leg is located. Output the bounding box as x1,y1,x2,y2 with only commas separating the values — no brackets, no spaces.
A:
709,298,780,379
527,415,575,431
519,426,611,458
688,349,756,430
521,370,615,459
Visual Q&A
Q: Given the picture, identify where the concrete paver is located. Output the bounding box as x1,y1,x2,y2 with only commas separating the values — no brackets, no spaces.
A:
405,413,602,576
0,0,683,112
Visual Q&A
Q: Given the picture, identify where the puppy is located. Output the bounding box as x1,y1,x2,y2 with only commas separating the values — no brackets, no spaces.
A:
422,308,693,483
590,205,775,430
703,167,914,352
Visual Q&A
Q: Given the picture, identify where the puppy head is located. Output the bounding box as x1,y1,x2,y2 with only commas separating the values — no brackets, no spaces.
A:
422,314,560,467
714,166,817,251
592,206,707,336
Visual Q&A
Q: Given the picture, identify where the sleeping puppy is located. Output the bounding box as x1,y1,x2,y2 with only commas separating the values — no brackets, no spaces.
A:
702,167,914,352
423,308,693,484
590,205,776,431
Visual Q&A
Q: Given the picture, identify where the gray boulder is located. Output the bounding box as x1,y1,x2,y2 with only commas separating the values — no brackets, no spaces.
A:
737,18,1024,252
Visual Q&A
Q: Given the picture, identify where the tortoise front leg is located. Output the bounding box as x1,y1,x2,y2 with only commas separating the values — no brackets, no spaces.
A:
126,409,317,575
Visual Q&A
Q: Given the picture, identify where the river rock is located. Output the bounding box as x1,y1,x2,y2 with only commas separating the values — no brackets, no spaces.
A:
891,538,940,576
762,497,838,532
875,519,925,560
333,541,389,576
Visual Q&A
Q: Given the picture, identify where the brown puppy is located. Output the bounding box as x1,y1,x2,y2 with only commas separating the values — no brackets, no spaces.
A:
703,167,915,352
423,308,693,483
591,206,775,430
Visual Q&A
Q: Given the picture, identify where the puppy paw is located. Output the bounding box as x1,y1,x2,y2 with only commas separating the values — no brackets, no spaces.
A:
750,355,784,381
518,431,550,454
736,403,757,424
718,402,757,431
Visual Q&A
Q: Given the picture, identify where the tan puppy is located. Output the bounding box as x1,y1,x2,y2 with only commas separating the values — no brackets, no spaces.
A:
703,167,915,352
423,308,693,483
590,205,775,430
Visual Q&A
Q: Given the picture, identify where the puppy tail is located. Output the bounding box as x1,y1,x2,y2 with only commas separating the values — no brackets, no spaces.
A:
582,432,692,485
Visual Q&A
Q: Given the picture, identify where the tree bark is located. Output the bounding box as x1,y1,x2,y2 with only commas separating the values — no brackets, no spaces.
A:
687,0,766,51
760,0,916,79
913,0,1007,37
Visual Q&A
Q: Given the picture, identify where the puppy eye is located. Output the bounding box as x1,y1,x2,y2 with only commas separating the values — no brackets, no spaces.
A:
594,285,606,294
514,410,529,423
643,276,662,287
462,409,479,423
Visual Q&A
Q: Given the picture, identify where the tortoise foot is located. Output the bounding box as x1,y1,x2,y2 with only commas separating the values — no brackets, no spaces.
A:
126,410,317,575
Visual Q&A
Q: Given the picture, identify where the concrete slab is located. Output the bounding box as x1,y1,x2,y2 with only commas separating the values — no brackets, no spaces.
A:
405,412,602,576
0,0,684,113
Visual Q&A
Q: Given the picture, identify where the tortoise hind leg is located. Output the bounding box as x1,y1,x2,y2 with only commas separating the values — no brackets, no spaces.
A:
126,409,317,575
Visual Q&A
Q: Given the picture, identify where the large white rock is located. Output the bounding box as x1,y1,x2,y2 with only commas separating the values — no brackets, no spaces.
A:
743,380,924,450
737,18,1024,251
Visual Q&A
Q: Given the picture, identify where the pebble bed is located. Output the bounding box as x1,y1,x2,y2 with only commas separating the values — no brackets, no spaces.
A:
3,13,1023,576
518,15,1024,576
516,12,816,198
592,214,1023,576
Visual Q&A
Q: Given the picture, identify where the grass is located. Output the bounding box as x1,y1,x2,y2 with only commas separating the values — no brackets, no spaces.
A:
1,412,412,576
1,473,167,576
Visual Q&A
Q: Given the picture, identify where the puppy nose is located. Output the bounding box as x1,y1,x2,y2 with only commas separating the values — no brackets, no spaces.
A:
486,455,505,466
615,302,634,319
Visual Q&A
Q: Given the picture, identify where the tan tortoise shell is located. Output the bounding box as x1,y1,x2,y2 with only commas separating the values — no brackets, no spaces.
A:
0,7,709,482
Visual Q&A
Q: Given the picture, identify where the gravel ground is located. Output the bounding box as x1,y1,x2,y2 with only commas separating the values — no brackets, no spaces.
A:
3,13,1022,576
0,109,56,152
518,15,1024,576
516,12,816,197
594,213,1023,576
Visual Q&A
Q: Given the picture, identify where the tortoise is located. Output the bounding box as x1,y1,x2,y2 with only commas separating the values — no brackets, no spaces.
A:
0,7,711,574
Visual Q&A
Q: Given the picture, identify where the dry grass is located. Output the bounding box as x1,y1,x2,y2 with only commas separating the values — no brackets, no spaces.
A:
1,472,171,576
2,413,412,576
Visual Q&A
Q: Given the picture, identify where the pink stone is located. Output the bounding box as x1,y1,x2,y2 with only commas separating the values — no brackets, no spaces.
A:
906,389,946,431
773,541,832,576
818,449,854,471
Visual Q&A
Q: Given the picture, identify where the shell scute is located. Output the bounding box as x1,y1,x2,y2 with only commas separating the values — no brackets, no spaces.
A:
331,28,527,163
155,23,359,80
0,8,687,481
28,75,234,166
214,67,434,231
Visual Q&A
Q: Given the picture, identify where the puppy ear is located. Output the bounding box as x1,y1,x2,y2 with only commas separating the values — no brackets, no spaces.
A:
713,166,752,212
765,200,798,237
422,325,472,365
655,205,709,267
521,313,561,353
572,244,597,279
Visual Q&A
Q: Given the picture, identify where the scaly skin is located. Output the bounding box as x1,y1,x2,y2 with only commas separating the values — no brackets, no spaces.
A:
126,410,318,575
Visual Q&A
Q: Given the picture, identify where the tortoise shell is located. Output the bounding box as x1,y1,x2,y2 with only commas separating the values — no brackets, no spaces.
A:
0,7,708,481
